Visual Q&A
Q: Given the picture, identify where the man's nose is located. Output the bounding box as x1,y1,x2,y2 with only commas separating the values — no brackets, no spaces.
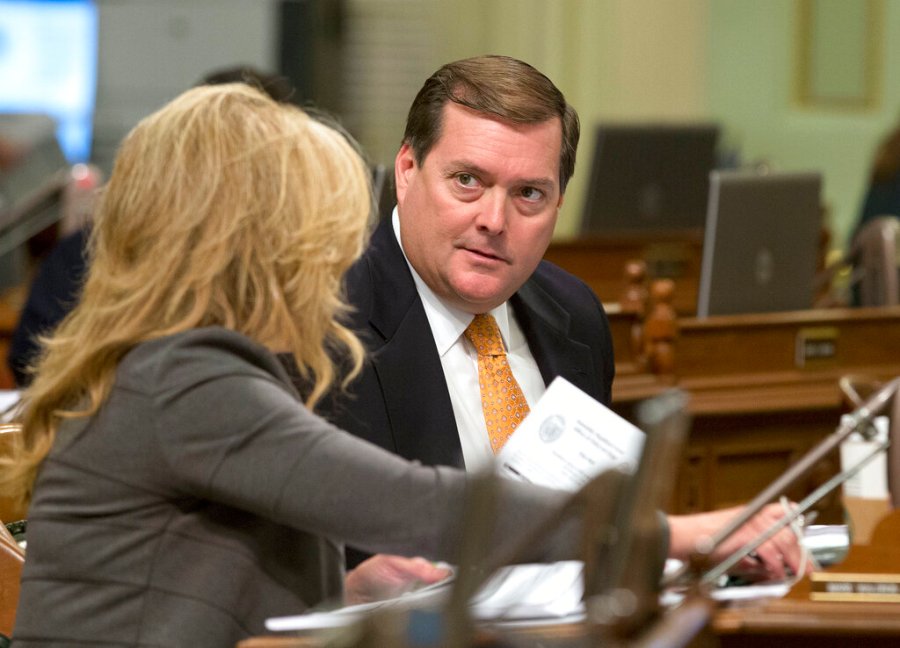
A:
475,193,507,234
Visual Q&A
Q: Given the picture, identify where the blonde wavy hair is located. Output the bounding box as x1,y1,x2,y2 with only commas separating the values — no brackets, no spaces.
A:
1,83,372,505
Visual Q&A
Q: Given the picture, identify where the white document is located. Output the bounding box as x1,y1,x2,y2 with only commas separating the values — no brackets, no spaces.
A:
0,390,21,422
467,378,645,623
265,562,587,633
839,415,890,499
497,376,645,491
265,378,649,633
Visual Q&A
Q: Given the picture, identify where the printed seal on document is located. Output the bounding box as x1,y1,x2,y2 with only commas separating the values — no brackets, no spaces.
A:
539,414,565,443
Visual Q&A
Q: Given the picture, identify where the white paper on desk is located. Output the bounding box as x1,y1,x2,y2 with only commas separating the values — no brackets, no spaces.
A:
265,562,586,633
497,376,645,491
840,415,889,498
266,380,645,633
0,390,21,422
470,561,585,620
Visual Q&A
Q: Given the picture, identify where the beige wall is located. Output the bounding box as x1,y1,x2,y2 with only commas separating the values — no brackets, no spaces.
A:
90,0,896,254
432,0,712,238
708,0,893,252
417,0,895,251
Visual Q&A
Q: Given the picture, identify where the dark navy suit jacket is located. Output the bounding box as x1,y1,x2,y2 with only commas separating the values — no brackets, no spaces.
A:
317,217,616,471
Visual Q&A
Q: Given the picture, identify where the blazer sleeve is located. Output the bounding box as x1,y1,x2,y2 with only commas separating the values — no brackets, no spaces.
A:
148,336,576,564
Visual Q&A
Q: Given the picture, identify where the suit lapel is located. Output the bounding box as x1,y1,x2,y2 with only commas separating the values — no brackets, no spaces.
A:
511,277,600,399
360,222,599,466
363,221,465,467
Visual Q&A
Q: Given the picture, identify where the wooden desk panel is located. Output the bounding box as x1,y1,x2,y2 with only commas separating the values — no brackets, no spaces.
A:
544,231,703,315
613,306,900,516
0,290,20,390
708,598,900,647
677,307,900,383
239,597,900,648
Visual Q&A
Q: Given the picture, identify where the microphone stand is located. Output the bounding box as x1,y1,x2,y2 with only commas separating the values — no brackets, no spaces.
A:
665,376,900,588
701,437,887,585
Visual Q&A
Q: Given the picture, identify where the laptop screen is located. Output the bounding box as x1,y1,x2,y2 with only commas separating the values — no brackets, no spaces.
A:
696,170,823,318
580,123,719,234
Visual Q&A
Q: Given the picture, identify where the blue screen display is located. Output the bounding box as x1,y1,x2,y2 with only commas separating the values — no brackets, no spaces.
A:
0,0,98,163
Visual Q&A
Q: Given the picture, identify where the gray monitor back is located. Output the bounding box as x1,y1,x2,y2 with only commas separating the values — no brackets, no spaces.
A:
0,114,70,227
696,170,822,318
580,123,719,233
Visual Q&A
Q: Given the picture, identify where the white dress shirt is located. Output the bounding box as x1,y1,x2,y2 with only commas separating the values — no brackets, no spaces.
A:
391,211,547,472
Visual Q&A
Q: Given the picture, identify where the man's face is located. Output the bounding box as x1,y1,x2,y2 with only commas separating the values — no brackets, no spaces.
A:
395,102,563,314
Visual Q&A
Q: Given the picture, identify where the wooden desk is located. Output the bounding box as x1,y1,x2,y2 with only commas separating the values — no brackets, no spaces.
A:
544,231,703,316
239,597,900,647
705,513,900,647
612,306,900,516
708,598,900,647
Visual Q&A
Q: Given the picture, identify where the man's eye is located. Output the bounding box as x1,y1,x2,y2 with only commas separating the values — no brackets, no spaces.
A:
521,186,544,201
457,173,477,187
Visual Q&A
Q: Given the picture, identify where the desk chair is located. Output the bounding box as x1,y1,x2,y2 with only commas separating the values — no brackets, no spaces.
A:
0,518,24,643
0,423,25,644
0,425,25,524
370,163,395,221
849,215,900,307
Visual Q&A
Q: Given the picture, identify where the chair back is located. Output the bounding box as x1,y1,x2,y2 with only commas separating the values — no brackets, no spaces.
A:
849,215,900,307
0,425,25,524
0,518,24,639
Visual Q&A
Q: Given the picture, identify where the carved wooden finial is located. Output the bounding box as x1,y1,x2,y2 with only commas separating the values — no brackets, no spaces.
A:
621,259,648,315
643,279,678,375
620,260,649,366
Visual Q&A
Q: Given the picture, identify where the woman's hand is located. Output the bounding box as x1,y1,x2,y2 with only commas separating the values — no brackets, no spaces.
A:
344,554,452,605
668,503,812,582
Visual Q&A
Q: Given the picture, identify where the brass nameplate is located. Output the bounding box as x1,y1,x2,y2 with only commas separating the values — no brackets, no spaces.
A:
795,326,838,368
810,571,900,603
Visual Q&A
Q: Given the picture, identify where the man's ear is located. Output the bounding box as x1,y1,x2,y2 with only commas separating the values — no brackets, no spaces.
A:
394,143,417,205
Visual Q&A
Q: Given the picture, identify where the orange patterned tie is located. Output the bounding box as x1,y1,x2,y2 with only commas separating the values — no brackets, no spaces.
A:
464,313,531,453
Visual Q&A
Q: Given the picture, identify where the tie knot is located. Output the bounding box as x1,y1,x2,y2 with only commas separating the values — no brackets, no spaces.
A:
464,313,506,357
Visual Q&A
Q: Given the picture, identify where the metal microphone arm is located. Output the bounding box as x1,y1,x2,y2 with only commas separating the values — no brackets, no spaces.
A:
667,376,900,587
701,435,888,585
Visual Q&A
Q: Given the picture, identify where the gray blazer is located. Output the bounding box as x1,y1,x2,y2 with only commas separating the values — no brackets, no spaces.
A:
13,328,572,648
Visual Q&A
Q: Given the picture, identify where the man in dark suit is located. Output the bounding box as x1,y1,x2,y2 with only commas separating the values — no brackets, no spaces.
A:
324,55,608,473
320,55,805,582
329,193,612,472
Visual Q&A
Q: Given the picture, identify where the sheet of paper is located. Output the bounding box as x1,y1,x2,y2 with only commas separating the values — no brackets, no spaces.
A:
497,376,645,491
839,415,889,498
267,379,655,633
265,562,586,632
0,389,21,422
470,561,584,620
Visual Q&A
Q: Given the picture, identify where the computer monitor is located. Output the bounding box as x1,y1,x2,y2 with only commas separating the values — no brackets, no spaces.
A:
0,0,99,163
696,170,823,318
0,114,72,256
580,122,719,234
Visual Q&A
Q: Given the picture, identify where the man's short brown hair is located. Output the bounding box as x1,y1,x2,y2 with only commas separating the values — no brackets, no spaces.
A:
403,55,580,192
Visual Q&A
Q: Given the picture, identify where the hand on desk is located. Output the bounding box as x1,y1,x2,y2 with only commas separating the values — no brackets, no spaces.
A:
668,503,812,582
344,554,452,605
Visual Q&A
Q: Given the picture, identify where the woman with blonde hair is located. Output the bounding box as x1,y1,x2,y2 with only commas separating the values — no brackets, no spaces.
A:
2,84,574,647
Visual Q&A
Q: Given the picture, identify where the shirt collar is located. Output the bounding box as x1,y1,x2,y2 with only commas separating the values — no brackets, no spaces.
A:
392,209,511,356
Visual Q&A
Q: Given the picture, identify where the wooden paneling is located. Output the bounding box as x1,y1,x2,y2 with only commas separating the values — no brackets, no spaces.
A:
613,305,900,517
0,291,19,390
544,230,703,315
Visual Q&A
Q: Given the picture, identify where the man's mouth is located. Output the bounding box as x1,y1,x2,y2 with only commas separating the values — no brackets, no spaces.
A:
464,246,506,263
